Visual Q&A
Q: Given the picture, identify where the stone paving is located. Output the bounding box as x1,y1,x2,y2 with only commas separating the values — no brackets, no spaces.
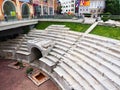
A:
0,59,59,90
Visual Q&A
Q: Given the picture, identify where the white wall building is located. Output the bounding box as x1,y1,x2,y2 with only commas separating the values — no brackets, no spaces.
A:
61,0,105,16
79,0,105,17
61,0,75,14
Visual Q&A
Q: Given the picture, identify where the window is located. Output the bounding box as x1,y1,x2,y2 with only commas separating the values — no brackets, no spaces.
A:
43,0,47,3
71,9,74,11
71,4,74,7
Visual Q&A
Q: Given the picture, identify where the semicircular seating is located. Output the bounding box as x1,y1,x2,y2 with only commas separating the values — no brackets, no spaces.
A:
27,25,120,90
0,25,120,90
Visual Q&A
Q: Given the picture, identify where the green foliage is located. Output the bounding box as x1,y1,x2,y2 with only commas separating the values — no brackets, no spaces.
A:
105,0,120,15
18,61,24,68
35,21,90,32
36,21,120,40
101,12,111,22
101,16,110,22
23,26,30,34
26,67,33,74
91,25,120,40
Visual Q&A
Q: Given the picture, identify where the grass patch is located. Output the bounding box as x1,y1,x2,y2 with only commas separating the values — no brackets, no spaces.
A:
90,25,120,40
35,21,90,32
35,21,120,40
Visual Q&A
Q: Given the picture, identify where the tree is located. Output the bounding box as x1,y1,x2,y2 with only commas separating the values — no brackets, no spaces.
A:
104,0,120,15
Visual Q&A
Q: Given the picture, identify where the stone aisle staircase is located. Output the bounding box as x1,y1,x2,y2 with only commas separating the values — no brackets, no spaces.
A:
0,35,25,59
0,25,120,90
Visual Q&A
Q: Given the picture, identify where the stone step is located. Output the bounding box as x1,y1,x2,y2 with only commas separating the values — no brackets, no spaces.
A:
60,62,94,90
28,32,76,45
0,43,19,48
1,40,20,45
64,53,117,90
73,48,120,87
16,50,30,62
49,51,62,59
54,44,68,51
49,25,65,27
80,41,120,59
54,66,82,90
45,55,59,63
30,30,44,33
39,57,55,67
55,38,74,45
84,34,120,45
45,31,79,39
52,48,66,55
0,46,17,50
20,44,28,48
26,35,45,40
46,27,70,30
18,47,28,52
82,37,120,54
77,43,120,69
45,32,77,41
56,41,71,48
28,33,64,40
45,29,68,33
45,30,82,38
79,41,120,66
29,33,76,42
6,38,23,42
16,50,30,55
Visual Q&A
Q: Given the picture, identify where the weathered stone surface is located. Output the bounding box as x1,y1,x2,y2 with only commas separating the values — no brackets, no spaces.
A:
0,25,120,90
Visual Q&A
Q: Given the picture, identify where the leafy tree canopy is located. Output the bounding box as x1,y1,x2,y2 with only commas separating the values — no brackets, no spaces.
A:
104,0,120,15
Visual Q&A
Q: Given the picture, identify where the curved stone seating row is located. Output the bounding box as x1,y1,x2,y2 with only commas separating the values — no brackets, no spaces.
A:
0,25,120,90
52,34,120,90
81,35,120,59
28,25,120,90
34,25,120,90
16,25,79,63
0,35,25,59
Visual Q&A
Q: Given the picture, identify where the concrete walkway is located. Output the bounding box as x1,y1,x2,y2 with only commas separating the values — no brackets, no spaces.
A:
80,22,98,39
0,19,38,31
105,20,120,27
0,59,59,90
38,18,84,23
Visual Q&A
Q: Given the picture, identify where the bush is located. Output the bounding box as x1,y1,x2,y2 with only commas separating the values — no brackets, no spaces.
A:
101,12,111,22
101,16,109,22
18,61,24,68
26,67,33,74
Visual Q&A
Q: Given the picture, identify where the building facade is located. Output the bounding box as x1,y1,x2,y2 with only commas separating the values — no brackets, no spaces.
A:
0,0,34,20
54,0,61,14
33,0,54,17
78,0,105,17
61,0,75,14
61,0,105,16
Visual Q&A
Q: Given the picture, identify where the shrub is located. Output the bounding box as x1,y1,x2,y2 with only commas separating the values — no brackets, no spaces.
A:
26,67,33,74
18,61,24,68
101,12,111,22
102,16,109,22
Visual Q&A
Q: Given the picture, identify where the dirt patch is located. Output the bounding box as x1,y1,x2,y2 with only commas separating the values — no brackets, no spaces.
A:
0,59,59,90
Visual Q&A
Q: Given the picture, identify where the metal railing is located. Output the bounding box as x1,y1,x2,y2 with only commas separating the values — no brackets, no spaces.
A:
37,14,84,19
110,15,120,20
1,14,120,22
